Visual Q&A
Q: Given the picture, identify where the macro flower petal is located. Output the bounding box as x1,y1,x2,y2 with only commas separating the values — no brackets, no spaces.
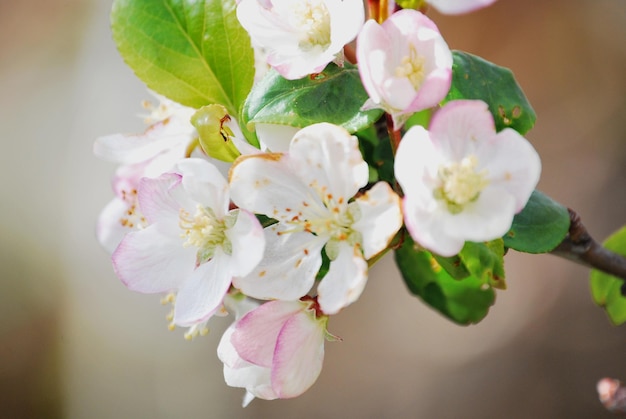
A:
230,153,320,222
317,242,368,314
112,224,195,293
233,225,326,301
352,182,403,259
271,309,325,398
226,209,267,278
232,300,305,368
289,123,368,210
173,250,234,326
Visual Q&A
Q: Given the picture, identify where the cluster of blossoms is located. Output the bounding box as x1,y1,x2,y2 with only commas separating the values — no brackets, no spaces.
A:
97,0,540,405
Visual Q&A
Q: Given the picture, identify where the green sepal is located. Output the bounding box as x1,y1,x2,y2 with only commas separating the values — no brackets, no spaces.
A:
191,104,241,162
590,226,626,326
444,51,536,135
395,234,495,325
504,190,570,254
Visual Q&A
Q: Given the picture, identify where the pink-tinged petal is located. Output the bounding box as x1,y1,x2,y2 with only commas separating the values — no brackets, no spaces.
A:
271,309,325,398
233,226,325,301
317,242,368,314
232,300,305,368
218,325,278,402
357,11,452,129
352,182,402,259
289,123,368,210
136,173,185,225
479,128,541,211
395,125,443,201
229,153,322,221
255,123,300,153
112,224,195,293
175,158,230,218
96,198,136,254
356,20,389,105
173,250,233,327
429,100,495,161
427,0,497,15
402,197,465,256
406,67,452,114
93,117,192,164
226,209,266,278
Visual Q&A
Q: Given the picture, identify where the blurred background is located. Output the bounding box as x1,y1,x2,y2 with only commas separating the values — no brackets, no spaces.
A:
1,0,625,417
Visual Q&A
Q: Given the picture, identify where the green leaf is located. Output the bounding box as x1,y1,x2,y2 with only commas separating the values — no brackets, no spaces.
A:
242,63,383,133
191,104,241,162
356,122,395,184
459,240,506,289
395,235,495,325
590,226,626,325
111,0,254,114
503,190,570,253
444,51,536,134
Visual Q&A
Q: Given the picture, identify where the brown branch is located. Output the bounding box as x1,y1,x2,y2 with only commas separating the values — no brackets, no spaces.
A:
550,209,626,286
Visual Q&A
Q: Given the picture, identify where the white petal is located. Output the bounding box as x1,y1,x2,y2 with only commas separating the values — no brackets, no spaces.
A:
232,300,305,368
429,100,495,161
173,250,233,326
112,224,195,293
317,242,368,314
255,123,300,153
352,182,403,259
478,128,541,211
233,226,326,301
395,125,442,203
226,209,266,278
402,196,465,256
271,309,325,398
443,186,516,242
96,197,136,254
93,117,193,164
175,158,230,218
137,173,186,226
230,153,322,222
289,123,368,210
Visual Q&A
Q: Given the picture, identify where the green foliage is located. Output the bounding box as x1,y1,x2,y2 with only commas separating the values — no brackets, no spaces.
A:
242,63,383,133
504,190,570,253
395,235,495,325
459,240,506,289
111,0,254,114
445,51,536,135
590,226,626,325
356,123,394,184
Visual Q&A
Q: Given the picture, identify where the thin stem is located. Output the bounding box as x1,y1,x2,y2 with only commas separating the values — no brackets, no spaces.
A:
550,208,626,282
386,113,402,155
367,0,379,21
378,0,389,23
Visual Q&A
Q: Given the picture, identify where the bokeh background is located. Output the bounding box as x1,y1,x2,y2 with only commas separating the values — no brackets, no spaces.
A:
1,0,625,417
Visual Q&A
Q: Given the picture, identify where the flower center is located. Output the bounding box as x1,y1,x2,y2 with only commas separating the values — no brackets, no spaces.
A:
179,205,234,263
289,0,331,51
435,155,489,214
395,44,426,91
299,195,362,260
